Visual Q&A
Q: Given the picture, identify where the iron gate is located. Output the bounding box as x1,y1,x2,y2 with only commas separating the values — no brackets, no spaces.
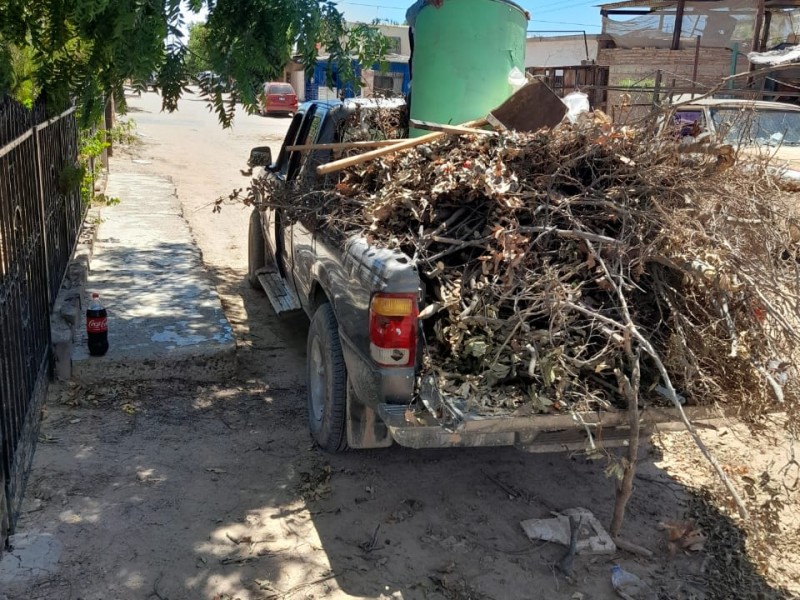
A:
0,96,82,546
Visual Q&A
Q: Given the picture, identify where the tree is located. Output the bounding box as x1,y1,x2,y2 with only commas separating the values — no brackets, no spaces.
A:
185,22,211,76
0,0,387,126
0,0,182,122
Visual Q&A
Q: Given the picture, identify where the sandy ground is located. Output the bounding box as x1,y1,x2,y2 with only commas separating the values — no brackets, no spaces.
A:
4,90,800,600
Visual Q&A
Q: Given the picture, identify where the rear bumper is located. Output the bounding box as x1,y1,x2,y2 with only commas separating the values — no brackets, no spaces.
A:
339,332,415,405
265,105,297,113
377,404,720,452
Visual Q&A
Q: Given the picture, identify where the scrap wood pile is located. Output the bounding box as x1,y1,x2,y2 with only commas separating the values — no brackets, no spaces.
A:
260,108,800,428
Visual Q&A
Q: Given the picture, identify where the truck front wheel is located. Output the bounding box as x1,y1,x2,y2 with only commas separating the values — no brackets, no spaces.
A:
307,303,349,453
248,208,266,289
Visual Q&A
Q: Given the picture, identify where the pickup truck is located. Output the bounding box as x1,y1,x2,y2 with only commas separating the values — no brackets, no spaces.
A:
247,99,713,453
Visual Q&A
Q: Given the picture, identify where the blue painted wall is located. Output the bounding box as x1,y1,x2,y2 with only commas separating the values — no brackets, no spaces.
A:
305,59,410,100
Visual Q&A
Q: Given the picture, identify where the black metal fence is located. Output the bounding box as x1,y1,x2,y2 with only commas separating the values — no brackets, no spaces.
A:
0,96,82,546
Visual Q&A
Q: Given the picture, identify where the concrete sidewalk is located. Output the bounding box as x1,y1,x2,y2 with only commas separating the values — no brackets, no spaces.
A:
70,168,236,382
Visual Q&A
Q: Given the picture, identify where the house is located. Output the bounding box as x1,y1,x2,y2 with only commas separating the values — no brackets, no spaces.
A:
301,23,411,101
361,24,411,98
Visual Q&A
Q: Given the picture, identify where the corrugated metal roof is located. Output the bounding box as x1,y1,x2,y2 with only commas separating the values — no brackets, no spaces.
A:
601,0,800,9
599,0,680,9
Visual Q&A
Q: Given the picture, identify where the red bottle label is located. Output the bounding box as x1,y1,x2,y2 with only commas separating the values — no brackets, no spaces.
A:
87,317,108,333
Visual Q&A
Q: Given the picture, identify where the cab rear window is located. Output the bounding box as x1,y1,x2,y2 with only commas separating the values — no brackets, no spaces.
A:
268,84,295,95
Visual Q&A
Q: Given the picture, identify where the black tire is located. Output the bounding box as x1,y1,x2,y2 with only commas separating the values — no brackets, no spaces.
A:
248,208,266,289
307,304,349,453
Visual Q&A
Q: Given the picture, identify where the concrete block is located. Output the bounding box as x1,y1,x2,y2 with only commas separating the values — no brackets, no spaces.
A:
57,291,81,330
51,328,73,381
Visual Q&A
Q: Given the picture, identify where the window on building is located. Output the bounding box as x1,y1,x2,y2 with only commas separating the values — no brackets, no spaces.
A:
374,75,395,93
387,36,402,54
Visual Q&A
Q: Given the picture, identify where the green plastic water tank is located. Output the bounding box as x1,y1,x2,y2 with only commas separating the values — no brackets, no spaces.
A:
408,0,528,136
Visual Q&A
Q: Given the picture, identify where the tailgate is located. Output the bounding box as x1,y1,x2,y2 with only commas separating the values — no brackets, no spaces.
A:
377,375,719,452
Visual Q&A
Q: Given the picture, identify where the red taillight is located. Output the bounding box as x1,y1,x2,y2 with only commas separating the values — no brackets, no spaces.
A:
369,293,417,367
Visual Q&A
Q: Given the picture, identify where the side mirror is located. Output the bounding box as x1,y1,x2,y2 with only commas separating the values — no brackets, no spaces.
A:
248,146,273,168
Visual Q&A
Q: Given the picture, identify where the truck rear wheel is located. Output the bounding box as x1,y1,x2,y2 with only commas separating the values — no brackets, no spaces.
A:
307,303,349,453
248,208,266,289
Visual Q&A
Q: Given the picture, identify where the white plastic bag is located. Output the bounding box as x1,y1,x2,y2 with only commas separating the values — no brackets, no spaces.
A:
507,67,527,93
562,91,590,124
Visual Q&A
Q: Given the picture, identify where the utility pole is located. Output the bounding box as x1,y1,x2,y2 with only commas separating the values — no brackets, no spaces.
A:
671,0,685,50
752,0,766,53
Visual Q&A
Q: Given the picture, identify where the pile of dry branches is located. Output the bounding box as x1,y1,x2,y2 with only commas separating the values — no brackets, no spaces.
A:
260,110,800,431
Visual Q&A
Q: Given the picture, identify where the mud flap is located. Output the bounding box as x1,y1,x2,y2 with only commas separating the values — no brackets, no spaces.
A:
346,381,393,449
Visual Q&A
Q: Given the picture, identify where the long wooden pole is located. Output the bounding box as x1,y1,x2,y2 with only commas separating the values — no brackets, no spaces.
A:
286,140,399,152
316,119,487,176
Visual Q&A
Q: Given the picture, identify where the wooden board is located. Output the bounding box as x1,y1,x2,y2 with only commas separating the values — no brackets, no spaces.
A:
487,80,567,133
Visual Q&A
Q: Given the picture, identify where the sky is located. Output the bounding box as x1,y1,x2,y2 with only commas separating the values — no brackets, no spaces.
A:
340,0,604,34
180,0,605,36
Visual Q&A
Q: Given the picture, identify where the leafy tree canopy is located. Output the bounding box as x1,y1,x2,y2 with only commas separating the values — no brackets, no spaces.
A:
185,22,211,76
0,0,388,126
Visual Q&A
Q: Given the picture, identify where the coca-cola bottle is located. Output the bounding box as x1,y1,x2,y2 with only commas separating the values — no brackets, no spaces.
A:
86,293,109,356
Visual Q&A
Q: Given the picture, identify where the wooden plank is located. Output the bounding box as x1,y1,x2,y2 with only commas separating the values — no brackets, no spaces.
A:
316,118,487,176
486,80,567,132
409,120,497,136
286,139,400,152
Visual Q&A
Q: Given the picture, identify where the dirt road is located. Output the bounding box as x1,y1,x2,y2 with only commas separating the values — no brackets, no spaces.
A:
6,90,798,600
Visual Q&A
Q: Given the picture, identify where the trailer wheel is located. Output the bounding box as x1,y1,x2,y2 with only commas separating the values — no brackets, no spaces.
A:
307,303,349,453
248,208,266,289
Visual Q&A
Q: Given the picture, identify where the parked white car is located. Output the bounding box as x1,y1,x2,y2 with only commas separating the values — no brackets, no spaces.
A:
665,98,800,181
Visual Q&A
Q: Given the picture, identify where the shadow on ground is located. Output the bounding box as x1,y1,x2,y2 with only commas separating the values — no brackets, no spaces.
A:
7,268,796,600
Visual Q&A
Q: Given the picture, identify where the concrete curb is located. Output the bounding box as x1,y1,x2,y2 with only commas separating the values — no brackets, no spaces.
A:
50,205,101,381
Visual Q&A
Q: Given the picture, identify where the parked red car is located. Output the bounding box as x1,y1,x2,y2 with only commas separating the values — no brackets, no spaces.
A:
260,82,298,116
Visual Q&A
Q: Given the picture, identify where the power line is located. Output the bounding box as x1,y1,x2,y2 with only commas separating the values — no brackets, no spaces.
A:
534,0,599,16
530,18,601,28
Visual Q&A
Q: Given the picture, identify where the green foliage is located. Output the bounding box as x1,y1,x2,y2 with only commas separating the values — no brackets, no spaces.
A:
73,119,135,205
110,118,137,145
97,193,120,206
58,163,85,195
0,0,184,124
618,77,657,89
185,22,211,75
79,126,109,161
77,125,109,206
319,21,391,97
0,0,388,128
0,38,38,107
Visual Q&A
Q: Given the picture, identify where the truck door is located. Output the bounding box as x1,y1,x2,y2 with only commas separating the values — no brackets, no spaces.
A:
265,110,304,277
280,105,321,295
289,109,328,307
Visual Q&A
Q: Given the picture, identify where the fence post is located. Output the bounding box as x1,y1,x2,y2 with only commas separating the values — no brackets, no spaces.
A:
33,124,53,313
652,70,663,107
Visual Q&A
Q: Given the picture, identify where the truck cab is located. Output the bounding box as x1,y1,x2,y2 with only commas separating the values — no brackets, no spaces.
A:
248,99,418,452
